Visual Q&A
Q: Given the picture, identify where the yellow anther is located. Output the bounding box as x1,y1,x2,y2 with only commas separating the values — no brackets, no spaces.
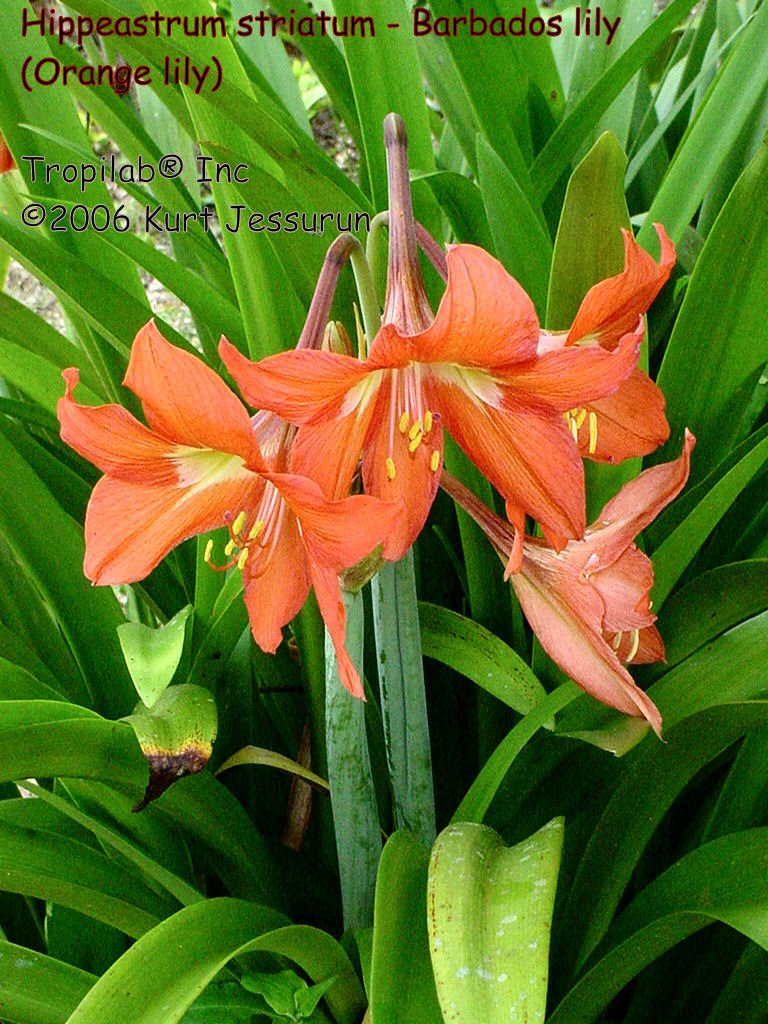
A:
626,628,640,664
237,548,250,571
386,457,396,480
224,538,236,557
408,420,422,441
398,411,409,434
430,449,440,472
204,539,214,564
563,411,571,424
588,411,598,454
408,433,423,453
424,410,433,433
232,510,247,536
575,408,587,431
611,631,623,651
570,417,578,443
248,520,265,541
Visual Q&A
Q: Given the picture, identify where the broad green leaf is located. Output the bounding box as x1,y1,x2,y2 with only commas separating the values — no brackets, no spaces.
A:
555,701,768,979
333,0,435,208
419,602,546,714
547,132,631,329
650,560,768,673
125,684,218,810
118,607,193,708
0,431,133,717
477,137,552,318
370,832,442,1024
325,590,380,930
452,685,579,824
417,170,495,250
565,0,652,150
638,0,768,250
428,819,564,1024
66,902,364,1024
417,35,481,175
650,429,768,605
240,969,335,1019
531,0,697,204
0,810,177,939
0,941,95,1024
372,554,436,847
548,828,768,1024
179,982,268,1024
654,139,768,474
429,0,534,171
215,745,330,791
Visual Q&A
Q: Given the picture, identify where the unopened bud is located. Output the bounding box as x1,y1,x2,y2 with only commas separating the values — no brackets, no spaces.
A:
322,320,352,356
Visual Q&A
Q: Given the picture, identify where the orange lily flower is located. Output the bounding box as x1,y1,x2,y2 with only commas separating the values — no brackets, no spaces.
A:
539,225,675,464
57,322,403,698
220,116,643,572
442,430,695,734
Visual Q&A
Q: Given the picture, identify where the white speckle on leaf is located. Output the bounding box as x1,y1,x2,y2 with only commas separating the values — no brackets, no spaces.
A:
456,967,470,979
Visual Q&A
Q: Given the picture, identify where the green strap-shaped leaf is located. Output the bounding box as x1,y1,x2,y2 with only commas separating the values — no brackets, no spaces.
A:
637,0,768,249
370,832,442,1024
420,602,546,715
654,137,768,476
555,701,768,981
428,819,564,1024
548,828,768,1024
477,137,552,319
66,902,364,1024
531,0,696,204
0,940,95,1024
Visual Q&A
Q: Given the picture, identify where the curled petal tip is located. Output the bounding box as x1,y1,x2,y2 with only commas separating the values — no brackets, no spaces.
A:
62,367,79,396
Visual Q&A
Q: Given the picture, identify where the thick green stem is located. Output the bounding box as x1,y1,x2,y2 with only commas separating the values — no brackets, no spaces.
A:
325,590,380,930
371,551,436,847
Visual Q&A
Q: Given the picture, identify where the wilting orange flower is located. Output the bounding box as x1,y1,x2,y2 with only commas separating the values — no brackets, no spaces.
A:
538,225,675,464
220,116,643,573
443,430,695,735
57,322,402,697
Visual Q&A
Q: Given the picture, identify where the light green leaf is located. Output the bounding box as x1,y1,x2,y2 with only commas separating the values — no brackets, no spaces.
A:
125,684,218,811
118,607,193,708
215,745,329,791
428,819,564,1024
370,832,442,1024
0,941,95,1024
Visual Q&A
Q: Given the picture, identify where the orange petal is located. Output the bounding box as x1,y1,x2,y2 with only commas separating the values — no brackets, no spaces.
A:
290,410,374,501
242,508,311,654
310,562,364,698
576,368,669,463
513,549,662,733
505,322,643,410
220,337,373,426
0,133,15,175
432,379,586,546
266,472,405,572
360,377,443,560
633,625,665,664
59,368,180,482
566,225,675,350
590,546,656,632
125,322,260,466
369,245,539,368
578,429,695,570
83,472,257,584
